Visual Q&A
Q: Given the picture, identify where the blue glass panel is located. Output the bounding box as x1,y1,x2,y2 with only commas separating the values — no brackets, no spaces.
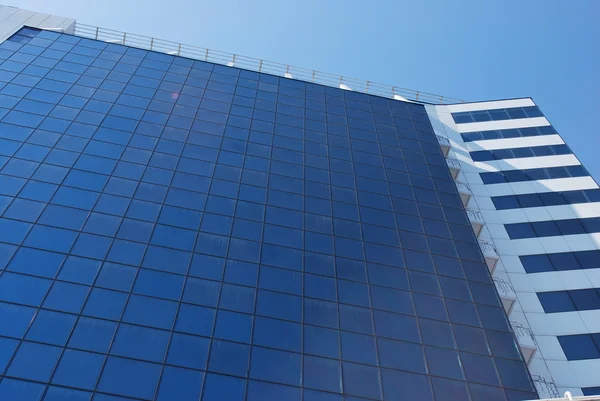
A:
0,28,537,401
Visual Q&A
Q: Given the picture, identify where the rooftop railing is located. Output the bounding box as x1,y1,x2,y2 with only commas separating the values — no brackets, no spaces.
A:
531,374,561,399
72,23,464,105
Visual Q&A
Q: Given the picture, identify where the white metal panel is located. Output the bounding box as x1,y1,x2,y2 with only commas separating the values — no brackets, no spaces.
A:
526,311,588,336
465,135,564,151
476,154,580,171
534,335,568,361
456,117,550,133
547,360,600,389
446,98,535,113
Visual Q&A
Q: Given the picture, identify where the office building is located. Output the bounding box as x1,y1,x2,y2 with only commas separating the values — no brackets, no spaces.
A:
428,100,600,398
0,5,597,401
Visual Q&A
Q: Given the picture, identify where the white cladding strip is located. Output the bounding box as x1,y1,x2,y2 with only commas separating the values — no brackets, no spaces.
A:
474,177,599,197
494,234,600,257
510,269,600,293
482,203,600,225
526,310,599,338
546,359,600,392
472,154,581,172
465,135,565,151
456,117,551,133
445,98,535,113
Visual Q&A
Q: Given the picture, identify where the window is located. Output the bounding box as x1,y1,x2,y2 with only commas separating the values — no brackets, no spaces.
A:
111,324,169,363
583,387,600,396
381,369,433,401
7,341,62,382
250,346,301,386
52,349,104,390
481,165,589,184
538,289,600,313
471,144,571,162
166,332,210,370
506,217,600,239
492,189,600,210
452,106,543,124
156,366,203,401
303,355,342,393
342,362,382,400
214,310,253,344
208,340,250,377
97,356,162,400
559,334,600,360
25,309,76,346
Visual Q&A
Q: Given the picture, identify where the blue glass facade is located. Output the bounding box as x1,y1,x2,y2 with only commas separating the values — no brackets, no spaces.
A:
0,27,537,401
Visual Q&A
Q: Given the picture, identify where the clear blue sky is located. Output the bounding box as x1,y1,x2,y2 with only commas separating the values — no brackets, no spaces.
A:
11,0,600,180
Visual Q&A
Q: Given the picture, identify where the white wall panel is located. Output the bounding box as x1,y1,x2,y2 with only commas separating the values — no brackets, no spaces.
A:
456,117,550,133
526,312,588,336
584,269,600,287
535,335,567,361
465,135,564,151
445,98,535,113
580,311,600,333
547,360,600,388
564,234,598,252
475,154,580,171
476,178,597,196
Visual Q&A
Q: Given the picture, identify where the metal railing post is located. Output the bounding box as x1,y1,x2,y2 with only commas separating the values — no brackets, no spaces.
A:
69,23,464,105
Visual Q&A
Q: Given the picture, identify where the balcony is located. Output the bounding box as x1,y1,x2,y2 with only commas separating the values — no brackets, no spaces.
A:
531,374,560,399
436,135,451,156
493,277,517,315
511,321,538,365
455,180,472,207
466,208,484,237
478,239,499,273
446,156,461,179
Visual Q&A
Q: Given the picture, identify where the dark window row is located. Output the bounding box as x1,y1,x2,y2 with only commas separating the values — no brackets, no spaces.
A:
470,144,571,162
538,288,600,313
452,106,543,124
492,189,600,210
460,126,557,142
480,165,589,184
505,217,600,239
583,387,600,396
558,333,600,361
520,250,600,273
